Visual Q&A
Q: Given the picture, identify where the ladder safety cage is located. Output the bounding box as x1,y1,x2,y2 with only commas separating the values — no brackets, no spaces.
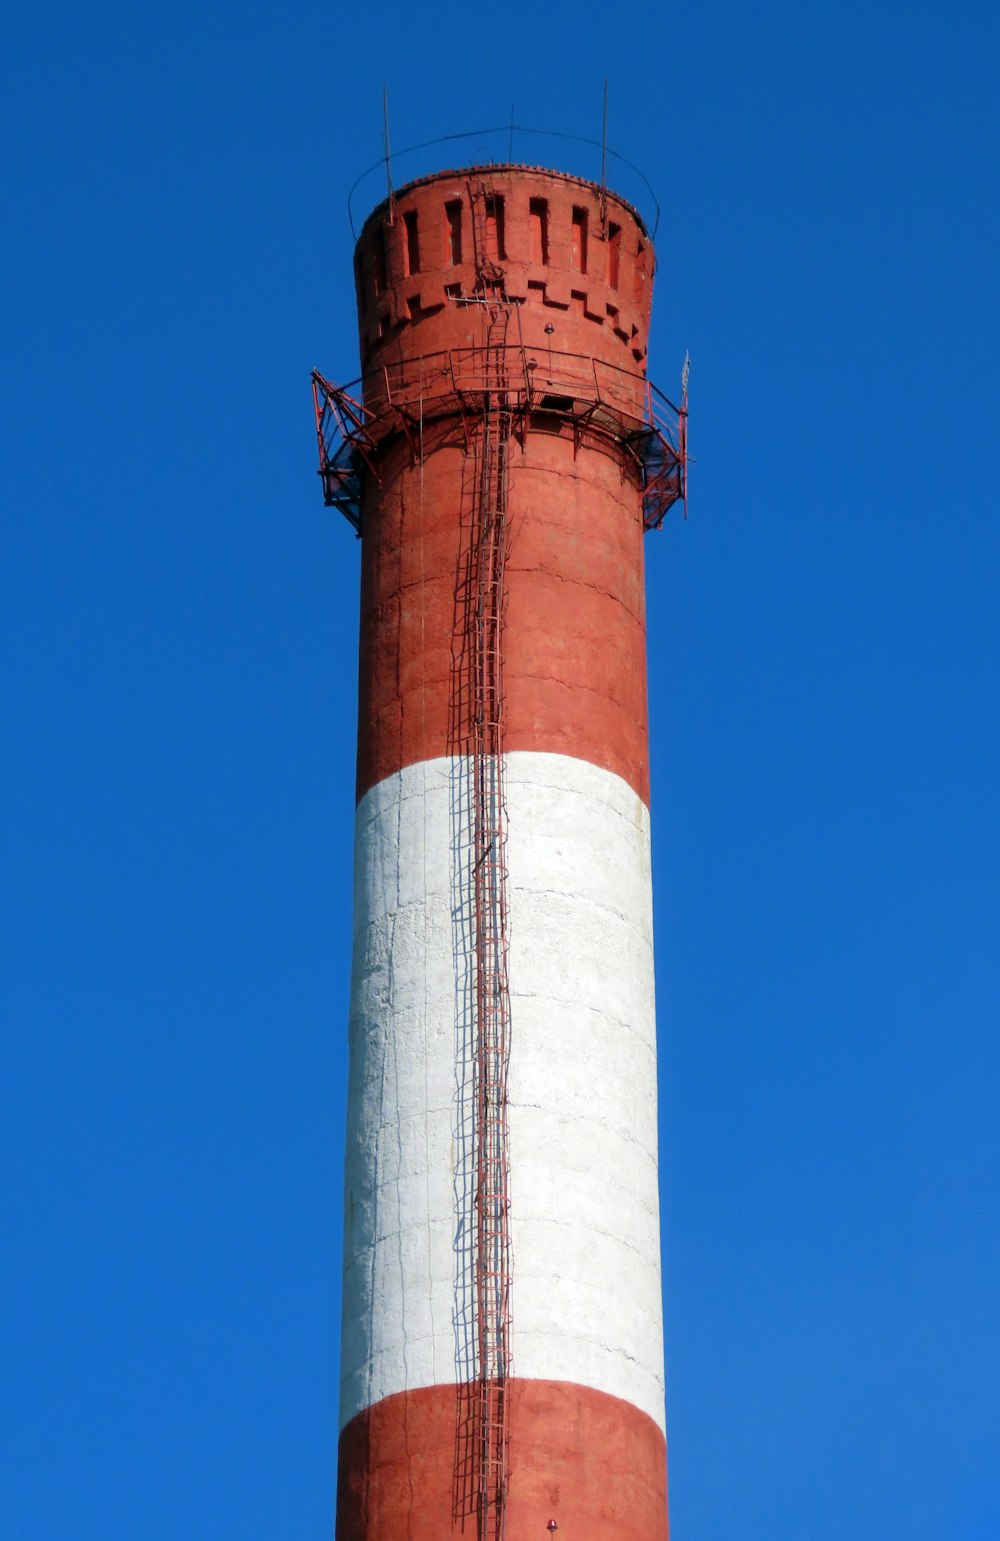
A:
466,226,514,1541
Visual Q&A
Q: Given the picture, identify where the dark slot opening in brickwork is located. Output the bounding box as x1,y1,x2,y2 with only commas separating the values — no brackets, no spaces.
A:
372,230,388,295
571,206,588,273
445,200,463,266
529,198,549,265
607,222,621,289
354,249,366,316
403,210,420,276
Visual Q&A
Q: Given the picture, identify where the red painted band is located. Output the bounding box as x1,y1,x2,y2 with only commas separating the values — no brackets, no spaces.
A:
356,429,651,806
337,1378,668,1540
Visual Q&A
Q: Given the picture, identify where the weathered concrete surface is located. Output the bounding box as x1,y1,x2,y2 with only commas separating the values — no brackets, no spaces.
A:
342,752,663,1432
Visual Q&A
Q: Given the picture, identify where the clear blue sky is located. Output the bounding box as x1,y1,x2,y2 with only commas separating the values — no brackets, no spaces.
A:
2,2,997,1536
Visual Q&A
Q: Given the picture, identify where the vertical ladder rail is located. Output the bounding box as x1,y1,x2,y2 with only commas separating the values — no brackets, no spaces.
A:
470,295,514,1541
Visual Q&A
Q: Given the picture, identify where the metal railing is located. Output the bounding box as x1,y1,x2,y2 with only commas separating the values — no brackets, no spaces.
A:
311,344,687,534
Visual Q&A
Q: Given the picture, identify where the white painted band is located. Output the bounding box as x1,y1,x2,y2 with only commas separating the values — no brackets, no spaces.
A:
340,751,665,1433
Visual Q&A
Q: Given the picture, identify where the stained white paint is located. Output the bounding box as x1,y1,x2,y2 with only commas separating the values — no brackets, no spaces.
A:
340,752,664,1433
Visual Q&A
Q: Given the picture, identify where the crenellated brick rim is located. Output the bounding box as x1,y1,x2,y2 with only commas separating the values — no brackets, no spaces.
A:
353,164,655,372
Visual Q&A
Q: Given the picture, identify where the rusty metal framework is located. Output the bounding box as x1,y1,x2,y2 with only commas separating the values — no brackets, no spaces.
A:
311,342,687,538
309,373,369,532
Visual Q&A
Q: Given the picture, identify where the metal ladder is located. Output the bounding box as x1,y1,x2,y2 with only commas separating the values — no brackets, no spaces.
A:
470,294,513,1541
468,176,505,290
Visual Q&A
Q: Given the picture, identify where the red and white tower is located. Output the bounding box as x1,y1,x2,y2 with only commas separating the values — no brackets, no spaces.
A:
313,162,686,1540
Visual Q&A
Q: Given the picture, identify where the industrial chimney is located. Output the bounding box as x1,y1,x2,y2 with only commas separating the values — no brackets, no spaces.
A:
312,161,686,1540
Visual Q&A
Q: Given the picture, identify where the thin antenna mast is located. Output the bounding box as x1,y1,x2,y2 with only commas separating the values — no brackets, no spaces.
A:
382,84,395,224
599,78,609,229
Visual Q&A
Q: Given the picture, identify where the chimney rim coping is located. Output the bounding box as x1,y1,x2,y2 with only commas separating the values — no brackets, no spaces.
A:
356,163,651,249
